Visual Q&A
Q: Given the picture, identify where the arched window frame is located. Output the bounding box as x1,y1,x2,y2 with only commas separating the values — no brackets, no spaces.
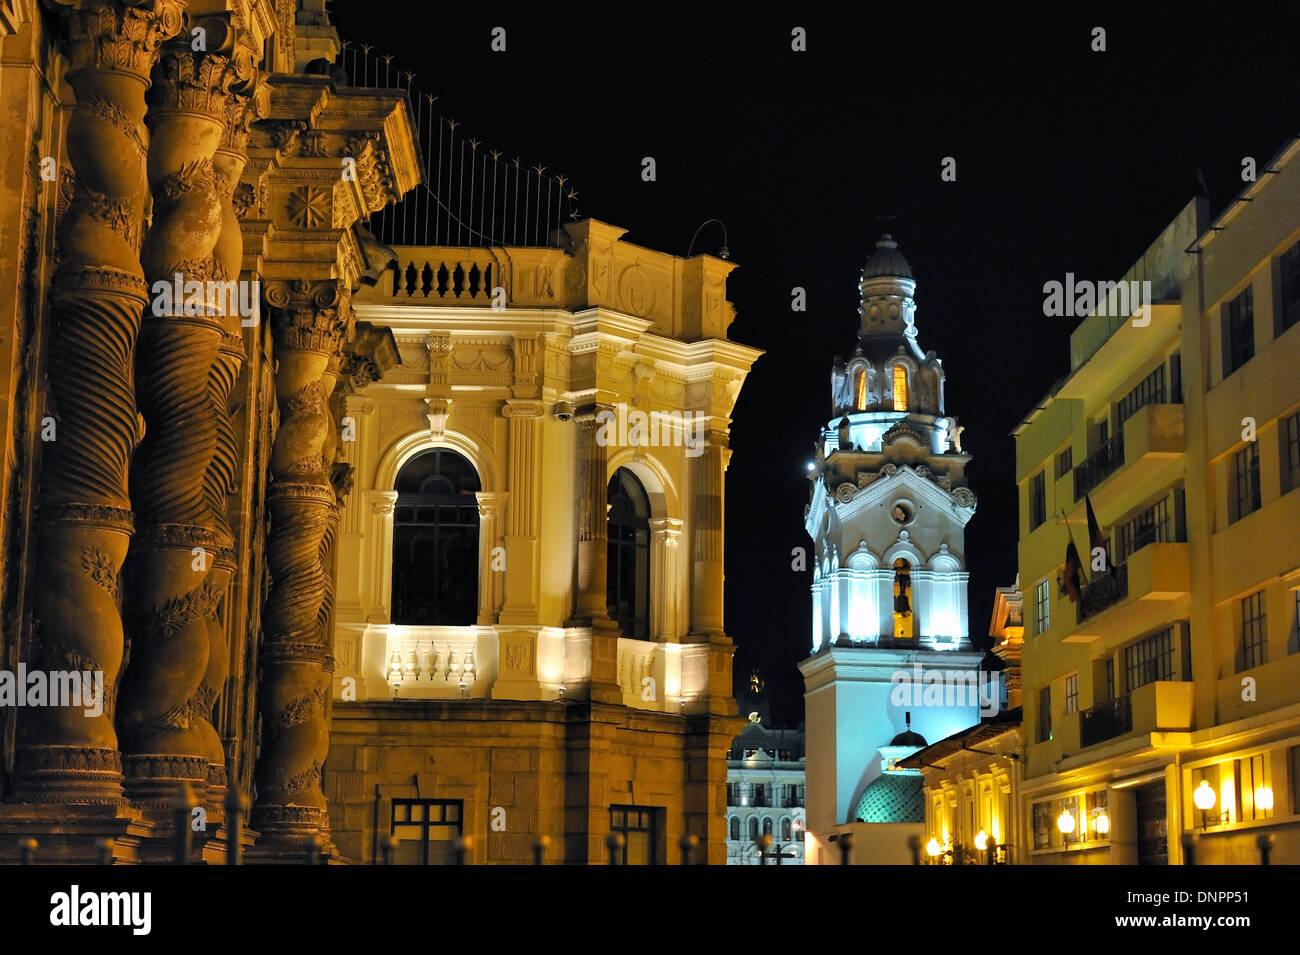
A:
607,468,651,639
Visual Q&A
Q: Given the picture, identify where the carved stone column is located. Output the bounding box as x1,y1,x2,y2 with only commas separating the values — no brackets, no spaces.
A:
568,404,621,703
9,0,183,806
475,491,506,625
119,21,255,809
252,277,352,846
690,432,726,637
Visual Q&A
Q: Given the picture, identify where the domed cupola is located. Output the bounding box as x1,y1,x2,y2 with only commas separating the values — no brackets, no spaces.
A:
857,234,924,366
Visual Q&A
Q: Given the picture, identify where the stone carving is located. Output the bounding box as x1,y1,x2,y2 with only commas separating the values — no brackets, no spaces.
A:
835,482,857,504
288,185,330,227
13,0,184,807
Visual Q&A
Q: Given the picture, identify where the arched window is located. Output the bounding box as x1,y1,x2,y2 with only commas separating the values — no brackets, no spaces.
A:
748,817,759,842
607,468,650,639
730,817,740,841
893,558,914,640
391,449,481,625
782,818,792,842
893,366,909,411
762,817,774,837
856,369,867,410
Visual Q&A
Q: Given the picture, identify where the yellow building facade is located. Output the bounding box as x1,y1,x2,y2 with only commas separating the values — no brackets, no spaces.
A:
1015,139,1300,864
325,220,760,863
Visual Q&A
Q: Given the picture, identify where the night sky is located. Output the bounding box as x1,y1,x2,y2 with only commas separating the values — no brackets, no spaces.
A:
330,3,1300,726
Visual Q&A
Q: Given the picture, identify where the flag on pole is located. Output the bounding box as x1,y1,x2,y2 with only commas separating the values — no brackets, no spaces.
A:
1085,493,1109,573
1061,539,1083,602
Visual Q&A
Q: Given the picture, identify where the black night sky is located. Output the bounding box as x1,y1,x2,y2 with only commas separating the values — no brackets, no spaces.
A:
331,3,1300,727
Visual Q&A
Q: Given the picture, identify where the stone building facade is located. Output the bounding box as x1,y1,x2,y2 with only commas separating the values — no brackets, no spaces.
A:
324,220,759,864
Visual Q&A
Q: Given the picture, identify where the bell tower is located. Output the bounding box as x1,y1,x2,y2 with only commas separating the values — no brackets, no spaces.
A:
799,236,991,861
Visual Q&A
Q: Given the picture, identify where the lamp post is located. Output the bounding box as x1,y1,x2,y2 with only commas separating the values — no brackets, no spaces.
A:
1057,808,1076,848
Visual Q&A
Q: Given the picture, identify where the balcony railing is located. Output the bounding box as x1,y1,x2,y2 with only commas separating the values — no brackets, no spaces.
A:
1080,695,1133,748
1074,433,1125,500
1077,562,1128,624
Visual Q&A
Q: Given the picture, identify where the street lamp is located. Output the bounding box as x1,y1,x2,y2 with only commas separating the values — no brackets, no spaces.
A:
1092,809,1110,836
1193,779,1220,830
926,837,942,859
1057,808,1076,846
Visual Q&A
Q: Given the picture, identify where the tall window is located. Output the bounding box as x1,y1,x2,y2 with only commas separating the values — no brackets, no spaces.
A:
1125,627,1175,690
856,369,867,410
747,817,759,842
1035,578,1051,636
607,468,650,639
782,818,792,841
1280,241,1300,335
1029,472,1046,530
391,449,481,625
1117,364,1167,425
1055,447,1073,479
390,799,463,865
892,366,908,411
729,817,740,840
1282,411,1300,495
1223,286,1255,377
1232,443,1261,522
1240,591,1268,671
1064,673,1079,715
1036,686,1052,743
609,805,658,865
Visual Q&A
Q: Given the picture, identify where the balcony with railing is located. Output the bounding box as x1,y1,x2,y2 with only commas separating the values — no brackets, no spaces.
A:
1077,563,1129,624
1074,433,1125,500
1068,543,1190,644
1080,696,1132,748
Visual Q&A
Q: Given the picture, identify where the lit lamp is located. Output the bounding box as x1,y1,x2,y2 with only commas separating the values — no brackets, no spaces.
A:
1255,786,1274,813
1092,810,1111,836
1057,809,1076,845
1193,779,1217,831
926,837,943,863
974,829,988,851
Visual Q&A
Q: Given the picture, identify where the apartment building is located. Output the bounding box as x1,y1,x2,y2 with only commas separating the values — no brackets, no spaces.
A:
1014,140,1300,865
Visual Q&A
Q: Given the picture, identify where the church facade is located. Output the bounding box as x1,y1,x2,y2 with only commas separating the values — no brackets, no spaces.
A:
798,238,990,864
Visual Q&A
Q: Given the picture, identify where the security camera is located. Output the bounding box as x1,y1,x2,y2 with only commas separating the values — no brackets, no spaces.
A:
553,400,574,421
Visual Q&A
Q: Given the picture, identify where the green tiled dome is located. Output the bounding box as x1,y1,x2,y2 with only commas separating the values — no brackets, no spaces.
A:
854,772,924,824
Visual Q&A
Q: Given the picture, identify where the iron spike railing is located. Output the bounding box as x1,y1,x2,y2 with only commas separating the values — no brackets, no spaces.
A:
339,40,578,250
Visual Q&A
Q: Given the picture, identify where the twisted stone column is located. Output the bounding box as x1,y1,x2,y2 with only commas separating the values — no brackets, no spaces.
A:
252,278,351,845
10,0,182,806
119,25,249,807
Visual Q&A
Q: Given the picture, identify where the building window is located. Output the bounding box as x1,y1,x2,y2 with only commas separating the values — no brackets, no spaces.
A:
1032,801,1052,850
1232,443,1261,522
729,817,740,840
1055,447,1073,480
752,784,766,807
782,818,792,841
1117,364,1167,426
1029,471,1046,531
1064,673,1078,715
892,365,908,411
747,817,758,842
856,369,867,410
1223,286,1255,377
1115,496,1172,564
1036,686,1051,743
607,468,651,639
1035,578,1051,636
391,449,481,625
390,799,463,865
1240,591,1267,672
762,817,773,837
1280,241,1300,335
1125,627,1175,690
1282,411,1300,495
1105,658,1115,701
609,805,658,865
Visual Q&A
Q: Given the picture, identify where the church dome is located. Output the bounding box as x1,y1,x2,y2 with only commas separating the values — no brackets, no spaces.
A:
853,772,924,823
862,234,913,280
889,727,928,748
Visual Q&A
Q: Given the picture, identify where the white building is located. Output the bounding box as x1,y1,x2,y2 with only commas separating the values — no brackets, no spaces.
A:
798,237,991,864
725,707,806,865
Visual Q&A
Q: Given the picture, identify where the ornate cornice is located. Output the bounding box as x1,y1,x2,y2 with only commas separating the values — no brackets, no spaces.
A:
48,0,185,79
265,278,353,355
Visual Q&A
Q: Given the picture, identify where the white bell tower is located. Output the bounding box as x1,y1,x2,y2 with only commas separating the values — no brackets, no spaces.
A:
799,236,990,859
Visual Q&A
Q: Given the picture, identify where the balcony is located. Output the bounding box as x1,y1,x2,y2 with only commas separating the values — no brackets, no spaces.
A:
1080,696,1132,748
1074,434,1125,500
1130,680,1193,735
1070,404,1185,510
1067,543,1190,644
